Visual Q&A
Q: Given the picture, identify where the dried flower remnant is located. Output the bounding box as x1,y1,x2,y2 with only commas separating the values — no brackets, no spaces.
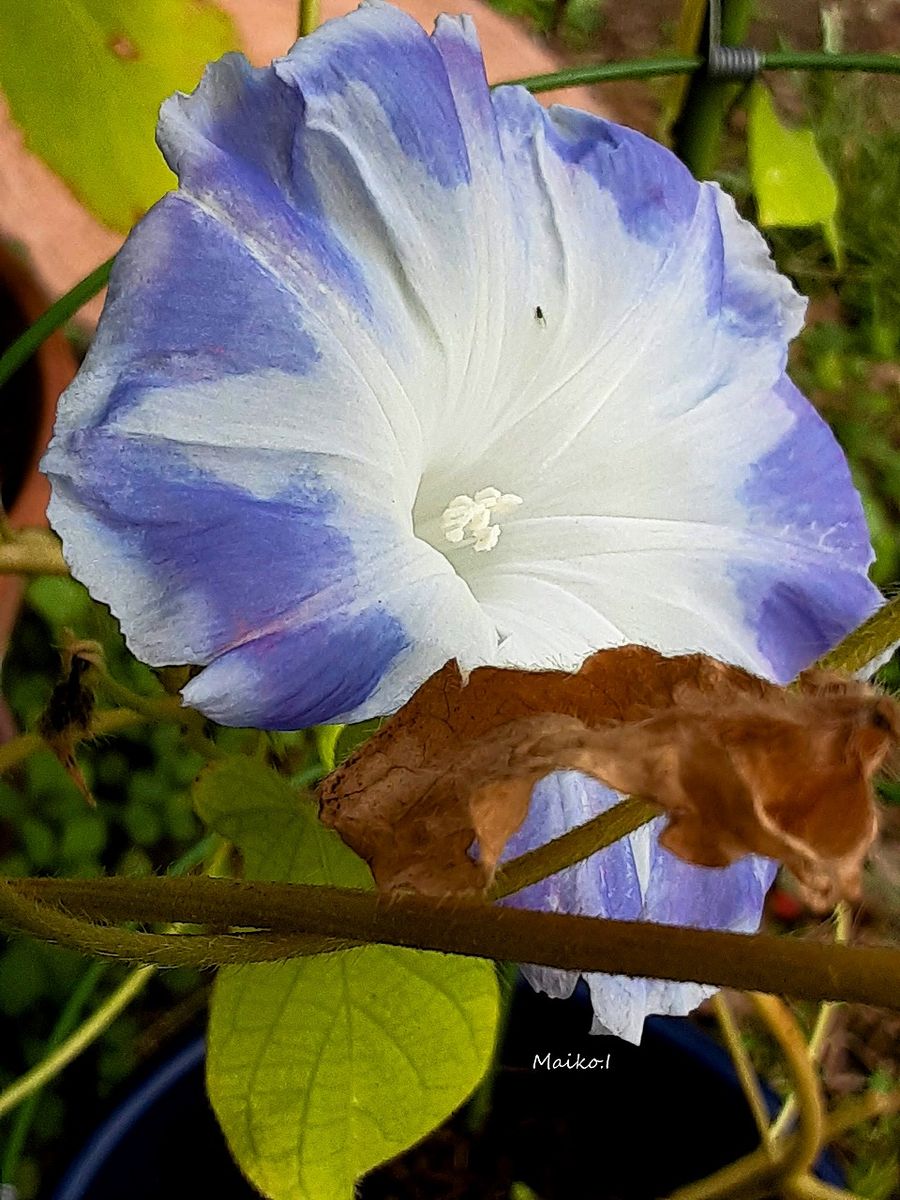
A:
320,647,897,909
37,638,104,806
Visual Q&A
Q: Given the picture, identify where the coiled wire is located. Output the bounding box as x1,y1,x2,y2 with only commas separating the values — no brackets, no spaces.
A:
707,44,764,80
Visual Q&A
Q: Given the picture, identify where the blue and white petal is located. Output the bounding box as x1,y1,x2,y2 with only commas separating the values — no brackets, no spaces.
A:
46,2,514,727
424,88,879,678
46,184,498,725
504,774,778,1043
47,365,495,727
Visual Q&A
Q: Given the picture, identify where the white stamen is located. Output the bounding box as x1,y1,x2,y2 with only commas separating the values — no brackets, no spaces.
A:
439,486,522,553
494,493,524,516
473,486,502,505
473,524,501,552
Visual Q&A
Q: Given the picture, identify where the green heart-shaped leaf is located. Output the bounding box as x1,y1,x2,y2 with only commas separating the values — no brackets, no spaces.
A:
196,760,499,1200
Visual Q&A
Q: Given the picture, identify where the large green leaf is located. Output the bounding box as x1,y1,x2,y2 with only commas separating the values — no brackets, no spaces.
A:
748,83,841,264
196,760,500,1200
0,0,237,232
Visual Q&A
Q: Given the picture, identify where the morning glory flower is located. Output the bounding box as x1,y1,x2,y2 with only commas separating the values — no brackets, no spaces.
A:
44,1,879,1039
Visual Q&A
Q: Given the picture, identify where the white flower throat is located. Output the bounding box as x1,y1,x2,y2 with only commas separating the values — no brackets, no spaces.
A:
439,486,523,553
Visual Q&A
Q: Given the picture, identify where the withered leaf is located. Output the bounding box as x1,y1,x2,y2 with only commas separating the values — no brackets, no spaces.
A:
318,647,897,908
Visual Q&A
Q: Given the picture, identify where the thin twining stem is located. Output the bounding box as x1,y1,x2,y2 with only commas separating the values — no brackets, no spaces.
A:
749,995,825,1183
502,50,900,94
0,47,896,386
0,710,144,776
0,529,68,575
0,966,154,1121
0,960,105,1184
665,996,824,1200
489,796,660,899
770,904,851,1141
816,595,900,674
0,256,113,389
712,992,775,1148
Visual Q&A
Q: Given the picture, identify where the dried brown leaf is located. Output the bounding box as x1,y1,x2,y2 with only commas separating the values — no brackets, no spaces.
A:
318,647,898,907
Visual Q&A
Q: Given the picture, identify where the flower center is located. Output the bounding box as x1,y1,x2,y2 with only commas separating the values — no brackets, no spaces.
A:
439,486,523,553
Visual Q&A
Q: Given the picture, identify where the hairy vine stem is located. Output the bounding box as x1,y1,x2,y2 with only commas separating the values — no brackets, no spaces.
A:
2,875,899,1009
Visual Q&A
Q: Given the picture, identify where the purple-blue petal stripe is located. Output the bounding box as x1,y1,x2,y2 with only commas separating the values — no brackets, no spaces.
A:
51,429,407,690
736,562,879,682
531,102,700,245
501,774,781,1038
705,197,800,341
642,827,778,931
432,14,496,141
92,197,318,423
273,2,472,189
742,377,875,567
51,428,409,726
161,56,372,317
735,373,880,680
182,605,408,728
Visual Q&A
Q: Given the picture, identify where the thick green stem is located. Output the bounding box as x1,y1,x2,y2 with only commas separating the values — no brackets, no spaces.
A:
0,879,342,967
671,0,756,177
0,832,256,1149
7,875,900,1008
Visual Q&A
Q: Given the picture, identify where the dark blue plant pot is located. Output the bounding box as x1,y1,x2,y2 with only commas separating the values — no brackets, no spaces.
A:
51,983,844,1200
